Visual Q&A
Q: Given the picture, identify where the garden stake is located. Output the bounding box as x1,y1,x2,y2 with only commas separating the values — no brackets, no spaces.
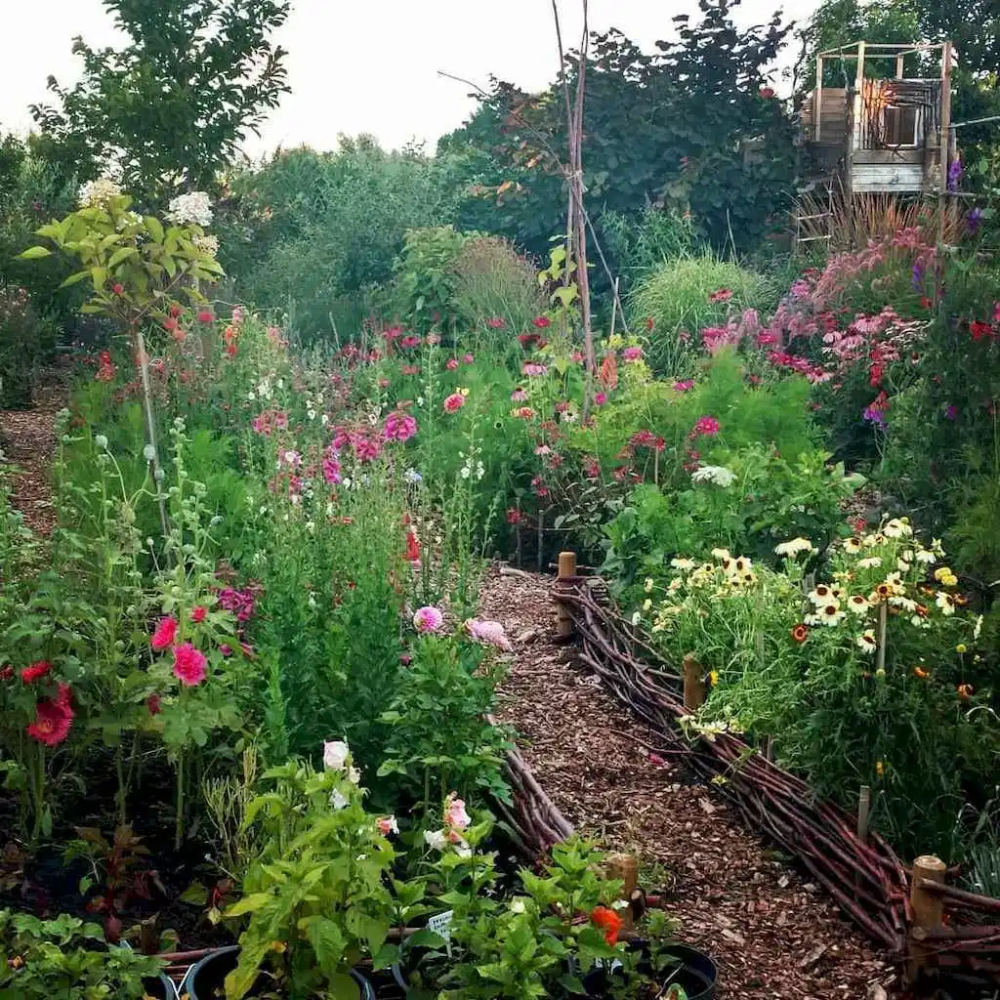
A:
555,551,577,641
857,785,871,842
682,654,706,712
907,855,946,984
603,852,639,931
875,601,888,676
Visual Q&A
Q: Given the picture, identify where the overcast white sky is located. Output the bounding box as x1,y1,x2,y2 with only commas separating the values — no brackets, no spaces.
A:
1,0,821,160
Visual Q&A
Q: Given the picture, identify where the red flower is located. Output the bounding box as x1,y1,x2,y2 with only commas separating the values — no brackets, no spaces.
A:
112,283,124,296
531,316,551,329
759,86,776,99
790,624,809,643
21,660,52,684
27,685,75,746
506,508,523,525
197,309,214,323
970,320,993,341
645,315,655,332
151,616,179,651
169,303,182,319
486,317,505,329
709,288,733,304
163,317,178,333
405,531,421,563
0,666,13,681
590,906,623,946
146,693,162,715
190,606,207,624
172,643,208,686
599,353,618,390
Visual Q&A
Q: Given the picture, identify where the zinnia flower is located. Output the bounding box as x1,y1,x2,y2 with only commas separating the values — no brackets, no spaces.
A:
691,415,720,437
622,346,643,362
21,660,53,684
590,906,623,946
172,642,208,686
531,316,551,329
27,684,75,746
190,606,207,623
413,606,444,633
151,616,179,651
594,391,607,405
443,392,465,413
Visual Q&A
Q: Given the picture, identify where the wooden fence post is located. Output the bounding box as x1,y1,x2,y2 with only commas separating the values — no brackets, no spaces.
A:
907,854,946,985
603,852,639,932
555,551,577,641
682,654,705,712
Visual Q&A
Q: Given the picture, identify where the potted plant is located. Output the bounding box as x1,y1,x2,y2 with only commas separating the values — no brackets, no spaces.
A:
188,744,398,1000
0,908,172,998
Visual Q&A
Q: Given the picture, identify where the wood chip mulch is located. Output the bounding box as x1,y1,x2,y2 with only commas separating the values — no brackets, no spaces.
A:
0,368,69,537
483,565,898,1000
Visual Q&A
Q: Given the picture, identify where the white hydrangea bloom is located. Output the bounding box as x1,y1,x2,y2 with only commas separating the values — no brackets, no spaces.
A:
165,191,213,227
79,178,123,209
690,465,736,487
192,233,220,257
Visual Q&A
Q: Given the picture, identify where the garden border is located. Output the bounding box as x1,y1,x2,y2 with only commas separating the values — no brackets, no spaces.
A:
551,556,1000,988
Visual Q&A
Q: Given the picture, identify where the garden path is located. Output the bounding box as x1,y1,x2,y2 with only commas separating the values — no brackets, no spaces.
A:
485,565,897,1000
0,368,68,536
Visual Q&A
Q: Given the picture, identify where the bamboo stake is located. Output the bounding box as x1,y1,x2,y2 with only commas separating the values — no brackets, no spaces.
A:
682,654,705,712
857,785,871,842
907,855,947,984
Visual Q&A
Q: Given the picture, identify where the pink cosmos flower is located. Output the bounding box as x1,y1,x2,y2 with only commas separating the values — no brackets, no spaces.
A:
151,616,179,651
622,346,643,362
446,358,459,370
384,411,418,443
172,642,208,686
413,606,444,633
443,392,465,413
691,415,721,437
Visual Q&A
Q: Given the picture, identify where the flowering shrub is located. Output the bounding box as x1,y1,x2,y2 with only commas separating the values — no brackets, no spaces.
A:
642,521,997,855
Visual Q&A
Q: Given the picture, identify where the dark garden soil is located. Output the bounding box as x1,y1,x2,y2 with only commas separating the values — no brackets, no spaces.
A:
483,564,899,1000
0,365,70,536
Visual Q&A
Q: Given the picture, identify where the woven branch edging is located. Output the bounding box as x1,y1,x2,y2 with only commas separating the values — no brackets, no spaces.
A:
552,579,911,956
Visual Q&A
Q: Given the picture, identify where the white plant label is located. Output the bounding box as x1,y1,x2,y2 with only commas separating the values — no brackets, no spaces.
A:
428,909,454,956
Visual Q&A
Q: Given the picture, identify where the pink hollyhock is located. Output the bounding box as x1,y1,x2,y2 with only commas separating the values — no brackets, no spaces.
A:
21,660,52,684
354,435,383,462
190,606,207,624
413,606,444,634
323,455,342,485
622,346,643,362
27,684,75,746
444,792,471,831
384,411,418,443
151,616,179,651
443,392,465,413
172,643,208,686
446,358,459,370
691,415,721,437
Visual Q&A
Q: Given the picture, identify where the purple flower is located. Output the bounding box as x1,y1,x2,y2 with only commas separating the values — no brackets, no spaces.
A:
911,260,924,293
948,158,963,193
944,404,957,421
862,406,887,427
968,207,984,234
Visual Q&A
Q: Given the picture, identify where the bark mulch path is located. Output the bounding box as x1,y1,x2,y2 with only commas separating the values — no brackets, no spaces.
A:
0,368,70,536
483,565,897,1000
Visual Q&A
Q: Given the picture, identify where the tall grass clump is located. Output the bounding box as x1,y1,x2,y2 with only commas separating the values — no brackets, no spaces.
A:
630,254,780,374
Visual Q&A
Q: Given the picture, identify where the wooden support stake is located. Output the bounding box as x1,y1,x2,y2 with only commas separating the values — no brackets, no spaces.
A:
682,654,706,712
907,854,946,985
603,852,639,932
857,785,871,842
555,551,577,640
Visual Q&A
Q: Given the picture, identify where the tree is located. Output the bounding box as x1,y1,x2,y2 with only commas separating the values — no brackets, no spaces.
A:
30,0,290,208
440,0,797,258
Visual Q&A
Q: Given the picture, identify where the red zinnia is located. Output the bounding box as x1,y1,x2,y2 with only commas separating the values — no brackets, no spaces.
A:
172,643,208,687
531,316,551,329
151,616,179,651
590,906,623,946
27,685,75,746
190,606,207,624
709,288,733,303
21,660,52,684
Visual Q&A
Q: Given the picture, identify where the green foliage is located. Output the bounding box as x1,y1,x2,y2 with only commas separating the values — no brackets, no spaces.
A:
394,225,473,334
216,141,458,344
30,0,291,207
0,286,59,409
598,207,701,295
378,634,511,814
225,758,397,999
0,908,164,998
630,255,780,374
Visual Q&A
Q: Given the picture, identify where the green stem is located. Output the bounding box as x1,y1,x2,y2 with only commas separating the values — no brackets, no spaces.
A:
30,743,45,844
175,752,185,851
115,742,127,827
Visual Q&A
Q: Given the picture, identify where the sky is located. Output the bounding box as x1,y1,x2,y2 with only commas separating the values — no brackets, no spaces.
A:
0,0,822,161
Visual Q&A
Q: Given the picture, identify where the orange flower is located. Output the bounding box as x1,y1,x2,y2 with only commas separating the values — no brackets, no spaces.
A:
790,624,809,643
590,906,623,946
958,683,974,700
599,353,619,390
913,666,930,679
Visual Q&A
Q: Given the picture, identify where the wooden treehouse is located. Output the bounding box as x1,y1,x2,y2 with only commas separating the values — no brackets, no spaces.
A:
801,41,955,197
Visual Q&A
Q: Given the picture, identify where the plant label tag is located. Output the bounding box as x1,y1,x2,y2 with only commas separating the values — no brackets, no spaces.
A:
596,958,624,973
428,909,454,957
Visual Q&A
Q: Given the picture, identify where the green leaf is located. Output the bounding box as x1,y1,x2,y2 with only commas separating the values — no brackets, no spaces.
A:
107,246,138,268
90,266,107,290
372,942,399,970
329,972,360,1000
58,270,92,289
144,216,164,242
304,915,346,975
224,891,272,917
17,245,52,260
179,882,209,906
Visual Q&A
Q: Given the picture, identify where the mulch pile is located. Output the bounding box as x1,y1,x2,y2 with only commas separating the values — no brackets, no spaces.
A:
0,368,69,536
484,565,898,999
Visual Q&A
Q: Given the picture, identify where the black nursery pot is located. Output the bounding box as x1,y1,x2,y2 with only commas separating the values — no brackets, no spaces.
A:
582,942,717,1000
185,945,376,1000
143,972,179,999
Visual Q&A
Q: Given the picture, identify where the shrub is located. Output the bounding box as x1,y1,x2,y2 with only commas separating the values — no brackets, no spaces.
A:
393,225,471,334
0,286,58,408
630,254,780,374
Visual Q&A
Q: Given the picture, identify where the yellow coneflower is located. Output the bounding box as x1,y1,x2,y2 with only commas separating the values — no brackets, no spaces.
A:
708,670,719,687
